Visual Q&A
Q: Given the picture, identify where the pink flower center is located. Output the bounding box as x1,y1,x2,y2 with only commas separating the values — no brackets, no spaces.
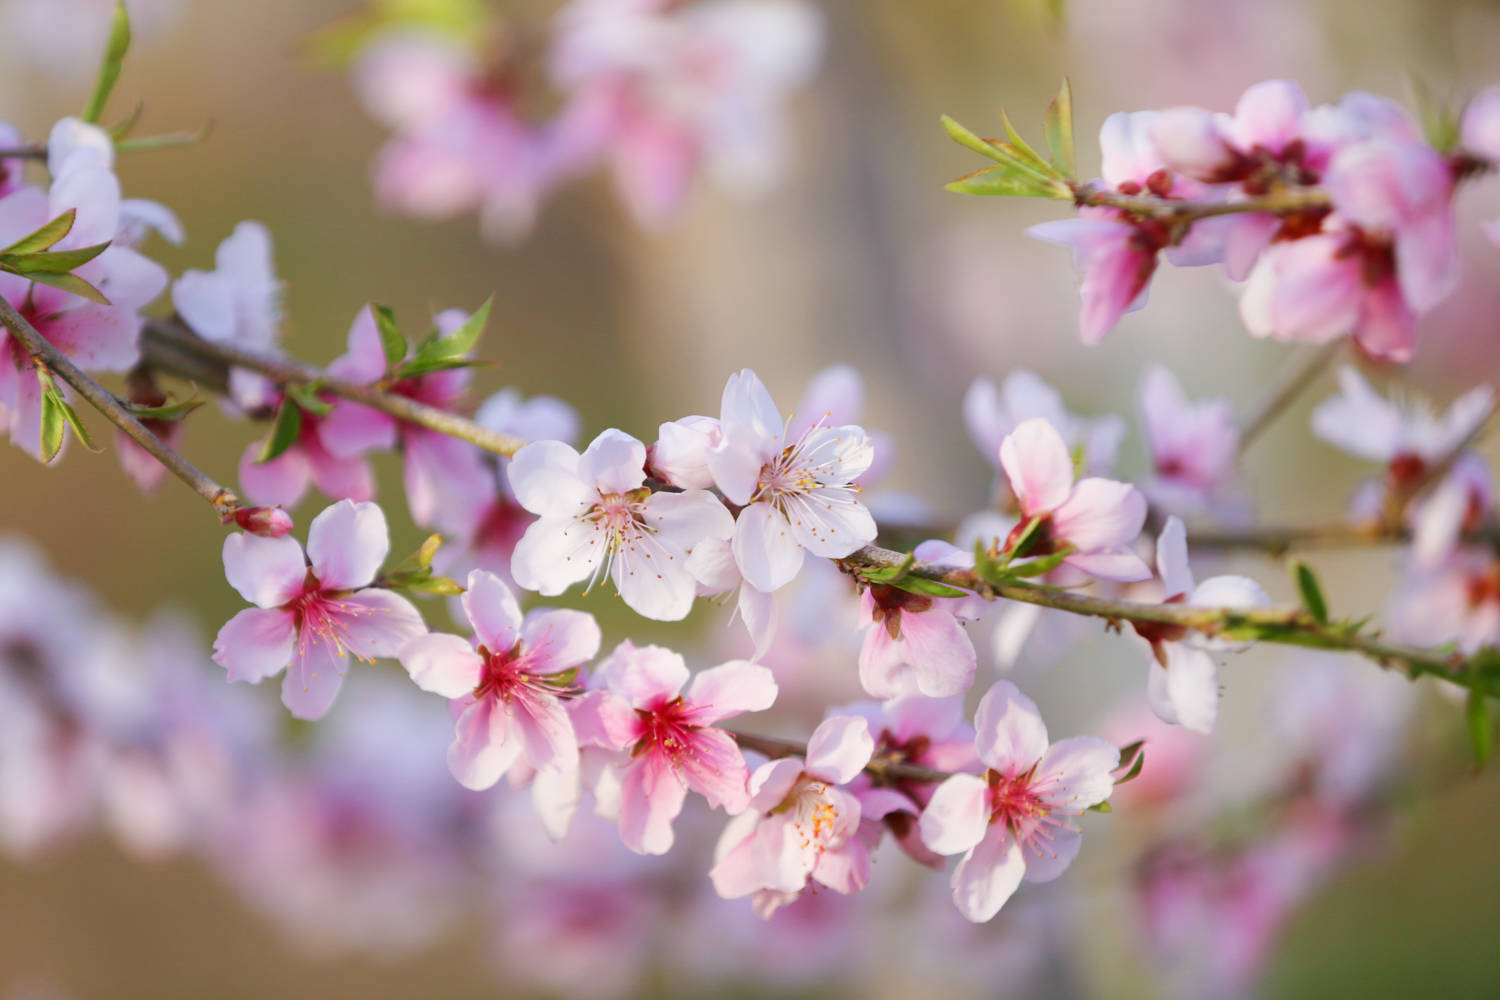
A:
987,766,1073,858
288,584,368,661
632,695,701,764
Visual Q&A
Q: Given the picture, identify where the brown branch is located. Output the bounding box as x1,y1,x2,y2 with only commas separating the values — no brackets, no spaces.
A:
141,318,528,457
1075,183,1330,222
0,297,242,520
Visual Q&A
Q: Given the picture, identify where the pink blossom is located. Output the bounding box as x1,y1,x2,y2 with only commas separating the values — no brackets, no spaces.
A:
171,221,282,411
710,714,875,907
212,500,428,719
857,540,984,699
684,535,778,660
997,417,1150,581
649,413,723,490
549,0,823,225
1461,87,1500,163
224,505,295,538
706,368,877,592
574,640,777,854
398,569,599,791
1137,364,1240,515
0,161,167,460
508,427,733,620
1388,546,1500,654
236,416,376,511
320,305,490,527
431,388,580,588
919,681,1118,922
1130,518,1269,734
964,371,1125,481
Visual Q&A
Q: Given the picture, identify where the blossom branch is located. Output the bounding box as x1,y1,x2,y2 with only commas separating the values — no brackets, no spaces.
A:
728,730,953,784
1073,182,1330,222
838,544,1495,692
141,317,528,456
0,296,244,520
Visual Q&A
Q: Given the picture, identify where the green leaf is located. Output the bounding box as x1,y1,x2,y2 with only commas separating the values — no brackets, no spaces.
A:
372,304,407,369
940,114,1015,166
1004,546,1074,579
82,1,132,125
430,296,492,359
0,211,75,256
126,398,203,421
257,399,302,463
20,269,110,305
1467,689,1492,770
390,356,490,380
1002,515,1043,565
38,385,65,462
1292,560,1328,624
998,109,1052,175
386,534,446,578
399,575,464,596
862,551,918,585
887,577,969,599
1410,75,1461,154
286,384,332,417
2,241,112,274
1115,742,1146,786
110,99,144,140
53,392,98,452
945,165,1071,199
113,124,214,154
1087,801,1112,813
1043,79,1076,178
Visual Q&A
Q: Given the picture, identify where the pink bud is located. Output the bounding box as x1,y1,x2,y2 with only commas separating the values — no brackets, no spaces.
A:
225,505,295,538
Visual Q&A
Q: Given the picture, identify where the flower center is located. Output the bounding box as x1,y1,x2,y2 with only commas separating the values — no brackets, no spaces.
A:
289,587,367,660
986,766,1074,858
776,776,842,852
633,695,699,763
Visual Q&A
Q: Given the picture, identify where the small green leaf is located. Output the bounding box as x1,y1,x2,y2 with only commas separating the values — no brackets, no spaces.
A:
1115,742,1146,786
1004,546,1075,579
38,386,65,462
389,356,490,380
113,124,214,154
430,296,492,359
110,99,144,140
888,577,969,599
0,211,76,256
372,304,407,368
1002,515,1043,565
52,392,98,452
286,384,332,417
386,534,446,578
20,269,110,305
940,114,1013,165
257,399,302,463
945,165,1071,199
126,398,203,421
2,241,112,274
1410,75,1461,154
397,574,465,597
416,532,443,569
82,1,132,125
1292,560,1328,624
1087,801,1113,813
543,667,581,689
1467,689,1492,770
1043,79,1076,178
998,109,1053,175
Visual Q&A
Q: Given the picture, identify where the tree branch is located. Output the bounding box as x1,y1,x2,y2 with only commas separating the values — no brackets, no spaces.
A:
1075,183,1330,222
1237,340,1343,455
141,318,528,457
0,297,243,520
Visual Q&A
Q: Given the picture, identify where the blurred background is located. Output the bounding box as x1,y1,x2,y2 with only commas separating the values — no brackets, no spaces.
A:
2,0,1500,996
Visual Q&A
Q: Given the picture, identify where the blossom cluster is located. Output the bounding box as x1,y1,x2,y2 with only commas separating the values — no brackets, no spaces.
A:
1031,80,1500,361
350,0,823,240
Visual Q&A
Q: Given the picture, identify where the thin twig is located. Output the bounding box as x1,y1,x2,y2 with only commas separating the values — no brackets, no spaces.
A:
141,318,528,457
1237,340,1344,455
0,297,242,519
1076,184,1330,222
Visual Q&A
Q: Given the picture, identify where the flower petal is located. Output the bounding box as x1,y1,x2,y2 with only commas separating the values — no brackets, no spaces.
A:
222,532,306,609
306,500,389,590
519,608,601,672
212,607,295,683
732,501,806,592
950,826,1027,923
805,715,874,785
919,773,990,855
686,660,778,723
506,440,591,518
462,568,524,653
999,418,1074,516
973,680,1049,772
398,632,482,699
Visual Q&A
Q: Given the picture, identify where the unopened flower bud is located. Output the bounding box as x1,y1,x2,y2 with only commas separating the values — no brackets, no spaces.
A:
225,505,295,538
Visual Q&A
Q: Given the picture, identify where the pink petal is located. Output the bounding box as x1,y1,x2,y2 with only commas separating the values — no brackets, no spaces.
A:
520,608,601,672
221,532,306,609
462,568,524,653
577,428,647,494
783,485,878,558
611,531,697,621
685,660,778,724
999,418,1074,516
398,632,480,698
596,640,689,707
1155,516,1195,597
973,681,1049,772
804,715,874,785
642,489,735,549
718,368,783,446
1229,79,1308,153
171,270,235,342
1018,825,1082,884
448,698,522,790
306,499,389,590
507,440,592,518
676,726,751,813
737,583,778,662
1064,547,1153,582
212,607,295,683
511,691,580,774
280,634,349,720
812,838,871,895
618,752,689,855
327,306,389,384
1147,642,1221,734
338,588,427,660
302,436,376,503
950,826,1027,923
1035,736,1119,811
510,518,603,596
238,441,311,509
1052,477,1147,552
747,758,805,811
732,500,806,592
892,607,977,698
316,401,397,459
918,773,990,855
